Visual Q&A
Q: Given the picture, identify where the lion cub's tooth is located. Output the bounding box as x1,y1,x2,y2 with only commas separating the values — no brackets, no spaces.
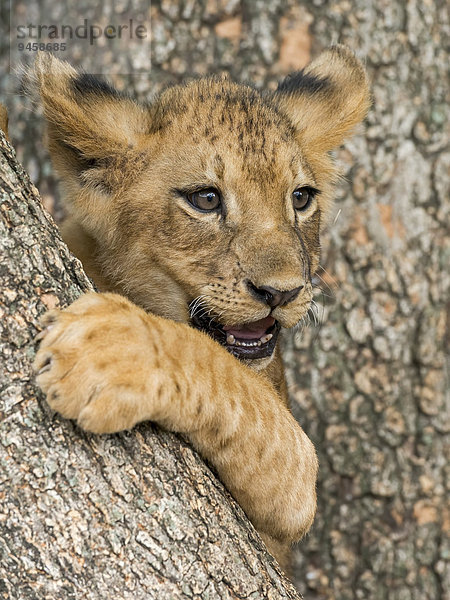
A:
226,334,236,345
260,333,273,344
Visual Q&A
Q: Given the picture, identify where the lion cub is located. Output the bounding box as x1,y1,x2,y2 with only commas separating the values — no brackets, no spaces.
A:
32,47,370,568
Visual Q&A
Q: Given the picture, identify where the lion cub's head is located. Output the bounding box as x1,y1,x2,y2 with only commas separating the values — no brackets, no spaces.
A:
31,47,370,368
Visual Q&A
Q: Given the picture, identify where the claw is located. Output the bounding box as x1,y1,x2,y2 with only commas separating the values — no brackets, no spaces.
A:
37,362,52,375
39,311,59,327
33,352,53,374
35,330,46,342
35,325,53,342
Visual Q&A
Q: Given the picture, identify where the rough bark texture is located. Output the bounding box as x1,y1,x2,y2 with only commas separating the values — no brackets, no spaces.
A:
0,132,303,598
1,1,449,599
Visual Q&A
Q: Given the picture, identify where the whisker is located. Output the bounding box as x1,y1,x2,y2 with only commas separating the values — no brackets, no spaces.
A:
189,294,209,319
292,314,310,345
333,208,342,225
194,302,211,319
318,265,340,290
314,272,334,296
312,285,333,300
188,294,205,311
310,303,318,327
195,308,209,320
310,299,325,343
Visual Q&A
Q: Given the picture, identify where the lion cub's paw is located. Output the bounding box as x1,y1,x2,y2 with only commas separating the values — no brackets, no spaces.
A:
33,293,164,434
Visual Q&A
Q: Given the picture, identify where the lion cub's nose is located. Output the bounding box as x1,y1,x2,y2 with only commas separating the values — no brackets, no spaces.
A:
247,281,303,308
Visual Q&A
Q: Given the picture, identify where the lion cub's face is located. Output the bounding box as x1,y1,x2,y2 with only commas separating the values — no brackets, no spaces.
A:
33,47,369,367
124,81,322,363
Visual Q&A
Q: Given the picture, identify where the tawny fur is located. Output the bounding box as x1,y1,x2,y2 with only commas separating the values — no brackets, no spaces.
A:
0,103,9,140
32,47,370,571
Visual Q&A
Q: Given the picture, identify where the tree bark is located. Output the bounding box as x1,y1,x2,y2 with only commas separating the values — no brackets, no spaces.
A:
0,132,303,598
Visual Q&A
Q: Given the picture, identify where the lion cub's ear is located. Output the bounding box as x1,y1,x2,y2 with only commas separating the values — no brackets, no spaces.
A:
274,45,371,153
28,53,148,188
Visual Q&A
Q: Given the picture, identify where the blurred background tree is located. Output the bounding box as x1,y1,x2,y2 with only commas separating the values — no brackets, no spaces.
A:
0,1,448,598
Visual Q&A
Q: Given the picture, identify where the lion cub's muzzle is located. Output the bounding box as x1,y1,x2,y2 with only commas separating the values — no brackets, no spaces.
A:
189,278,308,359
191,311,281,360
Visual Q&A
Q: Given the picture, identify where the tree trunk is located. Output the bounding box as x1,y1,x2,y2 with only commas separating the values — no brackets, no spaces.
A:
0,132,303,598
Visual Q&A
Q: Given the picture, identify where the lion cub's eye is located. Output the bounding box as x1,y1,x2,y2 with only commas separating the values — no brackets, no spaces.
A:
187,188,221,212
292,187,317,211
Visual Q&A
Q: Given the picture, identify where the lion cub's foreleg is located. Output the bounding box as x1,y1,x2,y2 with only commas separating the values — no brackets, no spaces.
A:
34,292,317,557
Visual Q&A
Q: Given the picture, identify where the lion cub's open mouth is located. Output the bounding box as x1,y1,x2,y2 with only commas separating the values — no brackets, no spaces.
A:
191,312,281,360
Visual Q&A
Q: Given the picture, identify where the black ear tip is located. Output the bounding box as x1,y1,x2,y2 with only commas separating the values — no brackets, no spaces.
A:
277,46,368,98
276,70,330,96
71,73,122,98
